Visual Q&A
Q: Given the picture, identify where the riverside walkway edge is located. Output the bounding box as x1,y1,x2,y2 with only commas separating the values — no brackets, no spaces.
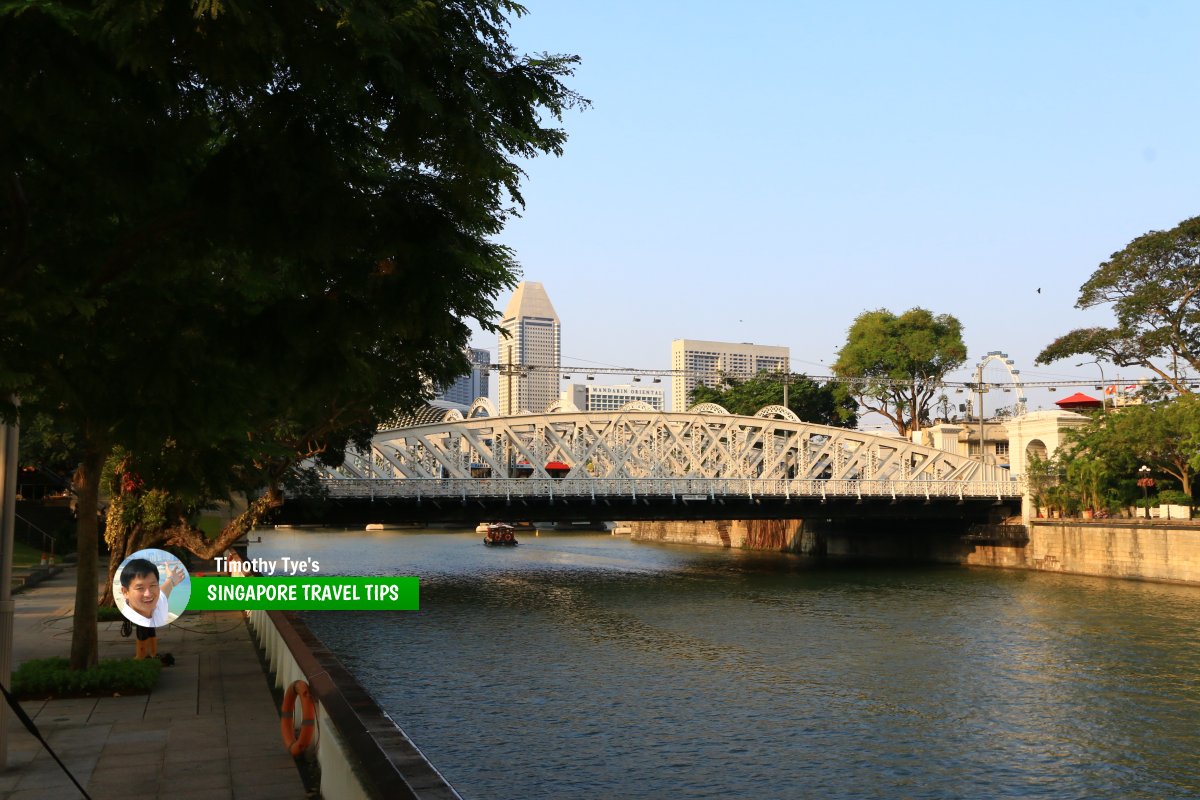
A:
0,567,311,800
248,609,462,800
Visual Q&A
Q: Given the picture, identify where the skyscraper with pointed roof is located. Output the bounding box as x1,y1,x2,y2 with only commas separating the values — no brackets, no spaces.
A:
498,281,560,414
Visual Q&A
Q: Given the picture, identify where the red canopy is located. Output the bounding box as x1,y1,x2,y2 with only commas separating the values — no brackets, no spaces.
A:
545,461,571,471
1055,392,1102,409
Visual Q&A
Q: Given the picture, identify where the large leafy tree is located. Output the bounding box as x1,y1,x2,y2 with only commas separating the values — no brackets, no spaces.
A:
1,1,585,668
689,371,857,427
1059,395,1200,500
1036,216,1200,391
832,308,967,436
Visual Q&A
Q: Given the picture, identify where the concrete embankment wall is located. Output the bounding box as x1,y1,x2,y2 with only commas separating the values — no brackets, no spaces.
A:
248,610,461,800
963,520,1200,584
630,519,1200,584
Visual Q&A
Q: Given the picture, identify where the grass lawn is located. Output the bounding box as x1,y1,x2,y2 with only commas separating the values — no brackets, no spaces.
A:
11,540,45,567
196,516,226,539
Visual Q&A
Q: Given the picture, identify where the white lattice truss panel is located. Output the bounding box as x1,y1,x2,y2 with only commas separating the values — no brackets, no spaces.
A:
314,406,1019,500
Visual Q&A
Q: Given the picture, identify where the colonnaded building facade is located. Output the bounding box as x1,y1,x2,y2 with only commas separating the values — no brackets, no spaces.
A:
670,339,790,412
498,281,561,414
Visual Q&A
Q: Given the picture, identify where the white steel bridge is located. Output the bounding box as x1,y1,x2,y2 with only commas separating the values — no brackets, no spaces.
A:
287,400,1021,525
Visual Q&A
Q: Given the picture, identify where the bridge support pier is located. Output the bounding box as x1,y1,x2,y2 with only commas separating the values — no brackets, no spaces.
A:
627,519,830,555
629,514,1022,563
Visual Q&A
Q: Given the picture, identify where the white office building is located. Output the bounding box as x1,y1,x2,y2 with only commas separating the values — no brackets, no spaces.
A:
498,282,560,414
435,347,491,408
563,383,665,412
671,339,790,412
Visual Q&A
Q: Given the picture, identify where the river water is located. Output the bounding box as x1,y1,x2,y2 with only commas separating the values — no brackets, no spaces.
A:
253,528,1200,799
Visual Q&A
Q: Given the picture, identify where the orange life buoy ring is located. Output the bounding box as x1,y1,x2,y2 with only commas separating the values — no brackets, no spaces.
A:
281,679,317,756
503,532,514,542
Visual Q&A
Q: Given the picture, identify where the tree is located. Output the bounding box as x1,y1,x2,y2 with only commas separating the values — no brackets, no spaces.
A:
1061,395,1200,499
1024,453,1060,517
832,308,968,436
1035,216,1200,392
1,1,585,668
1065,458,1110,515
689,371,858,427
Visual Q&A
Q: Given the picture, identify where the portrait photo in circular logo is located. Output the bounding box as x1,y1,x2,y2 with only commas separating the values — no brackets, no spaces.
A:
113,548,192,627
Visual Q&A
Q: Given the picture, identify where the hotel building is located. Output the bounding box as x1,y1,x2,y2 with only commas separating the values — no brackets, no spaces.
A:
434,347,491,408
670,339,790,412
562,383,666,412
498,282,561,414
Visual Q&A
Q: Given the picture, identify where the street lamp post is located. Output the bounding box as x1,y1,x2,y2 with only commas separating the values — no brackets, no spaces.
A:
0,397,19,769
1076,360,1107,411
1137,465,1153,520
970,363,987,465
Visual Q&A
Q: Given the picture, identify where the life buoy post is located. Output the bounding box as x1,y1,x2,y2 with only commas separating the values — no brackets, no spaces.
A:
281,679,318,756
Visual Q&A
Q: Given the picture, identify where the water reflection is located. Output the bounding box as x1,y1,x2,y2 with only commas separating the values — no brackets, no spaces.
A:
254,529,1200,799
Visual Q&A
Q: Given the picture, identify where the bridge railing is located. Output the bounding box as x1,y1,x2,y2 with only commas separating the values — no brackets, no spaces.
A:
312,477,1021,501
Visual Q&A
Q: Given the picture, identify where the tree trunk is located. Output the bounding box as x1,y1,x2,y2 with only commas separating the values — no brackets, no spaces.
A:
100,522,158,607
100,552,119,608
99,540,133,608
97,488,280,606
69,446,105,671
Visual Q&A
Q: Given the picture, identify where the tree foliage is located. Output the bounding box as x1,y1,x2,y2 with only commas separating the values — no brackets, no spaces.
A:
1023,453,1059,514
1,1,585,668
689,371,858,427
832,308,967,436
1057,395,1200,506
1036,216,1200,391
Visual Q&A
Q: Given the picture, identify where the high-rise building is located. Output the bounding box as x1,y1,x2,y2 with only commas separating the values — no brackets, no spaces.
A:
498,282,560,414
671,339,790,412
435,347,491,408
562,383,665,412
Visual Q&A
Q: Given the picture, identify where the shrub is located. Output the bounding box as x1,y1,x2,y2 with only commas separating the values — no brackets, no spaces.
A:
12,657,162,699
1157,490,1193,506
97,605,124,622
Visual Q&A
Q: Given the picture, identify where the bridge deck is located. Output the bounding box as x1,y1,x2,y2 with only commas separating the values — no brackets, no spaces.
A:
280,478,1022,526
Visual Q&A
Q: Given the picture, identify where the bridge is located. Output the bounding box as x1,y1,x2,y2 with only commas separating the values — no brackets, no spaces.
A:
279,400,1022,525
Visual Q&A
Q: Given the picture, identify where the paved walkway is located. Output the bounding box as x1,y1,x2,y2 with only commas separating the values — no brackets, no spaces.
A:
1,568,312,799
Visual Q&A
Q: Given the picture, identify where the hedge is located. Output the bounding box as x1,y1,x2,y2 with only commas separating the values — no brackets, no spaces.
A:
1157,490,1193,506
12,657,162,699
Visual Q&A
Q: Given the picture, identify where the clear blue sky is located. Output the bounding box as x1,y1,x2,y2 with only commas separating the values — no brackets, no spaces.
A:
469,1,1200,417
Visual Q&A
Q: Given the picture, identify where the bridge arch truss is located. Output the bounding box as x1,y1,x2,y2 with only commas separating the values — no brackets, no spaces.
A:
321,410,1012,490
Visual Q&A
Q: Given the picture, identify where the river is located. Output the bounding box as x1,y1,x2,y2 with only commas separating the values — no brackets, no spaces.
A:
252,528,1200,799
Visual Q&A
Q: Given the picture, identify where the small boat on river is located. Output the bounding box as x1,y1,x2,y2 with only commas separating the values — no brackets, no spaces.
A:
482,523,519,547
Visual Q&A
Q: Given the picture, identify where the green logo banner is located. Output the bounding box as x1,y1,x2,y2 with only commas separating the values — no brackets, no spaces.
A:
190,577,419,610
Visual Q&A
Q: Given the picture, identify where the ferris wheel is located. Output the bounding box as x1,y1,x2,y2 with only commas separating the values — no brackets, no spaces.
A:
973,351,1027,416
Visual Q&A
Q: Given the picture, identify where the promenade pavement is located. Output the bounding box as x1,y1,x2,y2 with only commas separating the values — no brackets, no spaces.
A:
1,567,312,800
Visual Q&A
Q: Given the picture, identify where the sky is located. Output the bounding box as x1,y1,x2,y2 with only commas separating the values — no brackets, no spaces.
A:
466,1,1200,421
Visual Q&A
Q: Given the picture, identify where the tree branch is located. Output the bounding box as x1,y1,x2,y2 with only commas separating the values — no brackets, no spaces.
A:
161,491,283,560
87,208,196,295
1,173,32,287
